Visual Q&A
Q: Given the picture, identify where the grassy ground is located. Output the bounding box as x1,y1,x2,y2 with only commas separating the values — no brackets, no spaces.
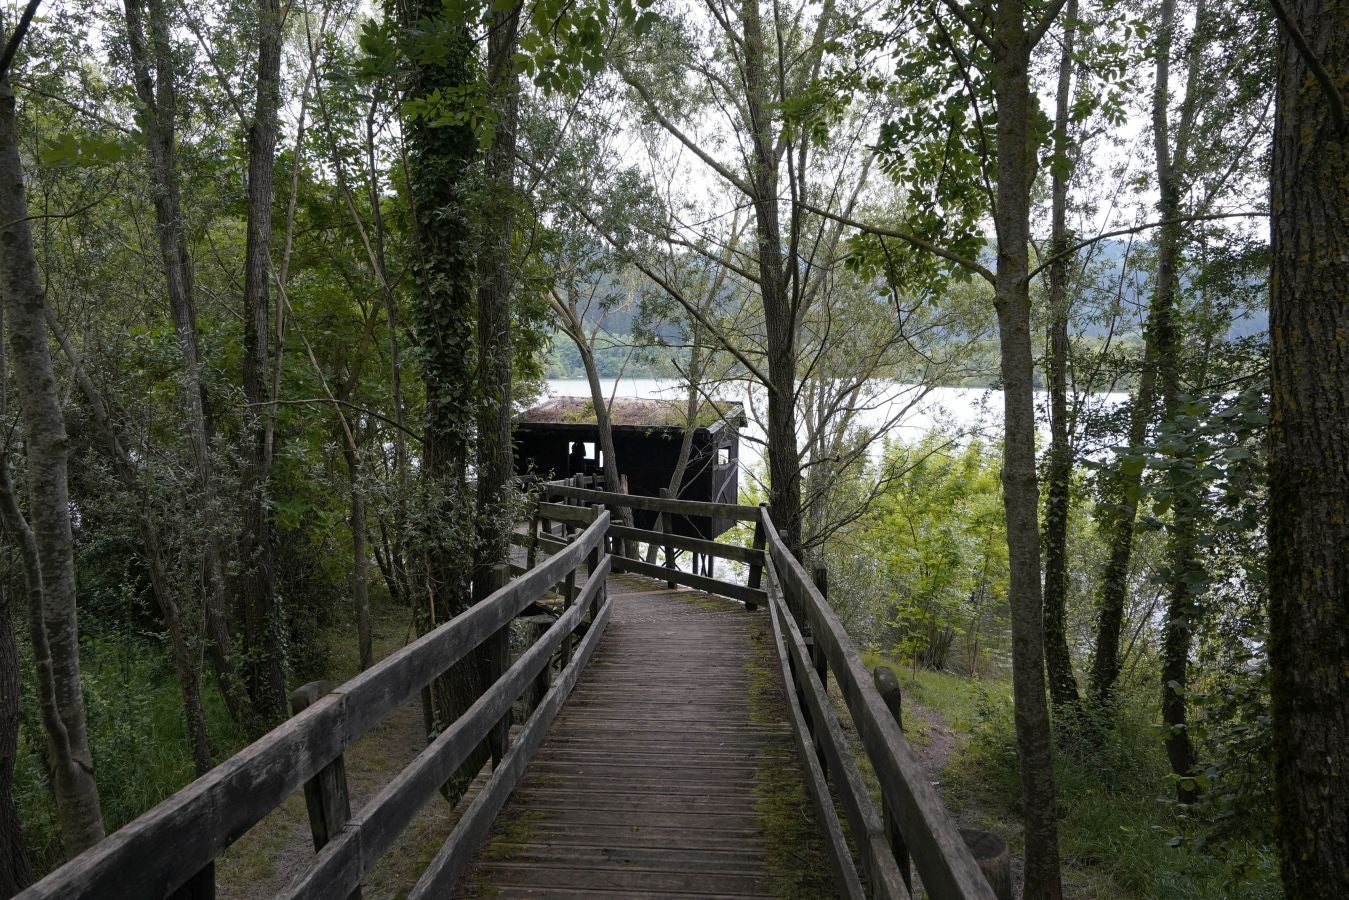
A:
861,654,1282,899
215,598,460,899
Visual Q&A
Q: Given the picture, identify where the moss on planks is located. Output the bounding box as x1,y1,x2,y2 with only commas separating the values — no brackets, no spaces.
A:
745,619,835,898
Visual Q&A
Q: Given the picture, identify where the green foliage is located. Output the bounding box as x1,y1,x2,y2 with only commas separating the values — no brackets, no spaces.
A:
915,673,1281,898
861,438,1008,674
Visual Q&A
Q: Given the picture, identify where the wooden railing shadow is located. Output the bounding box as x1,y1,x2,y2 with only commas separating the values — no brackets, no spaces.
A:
17,513,611,900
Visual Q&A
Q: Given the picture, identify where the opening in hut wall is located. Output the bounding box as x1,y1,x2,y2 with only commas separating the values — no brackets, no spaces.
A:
513,397,746,539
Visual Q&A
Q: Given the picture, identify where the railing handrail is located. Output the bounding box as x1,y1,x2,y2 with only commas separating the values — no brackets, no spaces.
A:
18,513,612,900
760,506,997,900
538,481,761,521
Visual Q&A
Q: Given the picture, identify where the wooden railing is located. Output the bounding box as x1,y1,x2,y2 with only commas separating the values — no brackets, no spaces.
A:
761,506,1006,900
533,479,766,607
17,512,612,900
21,480,1007,900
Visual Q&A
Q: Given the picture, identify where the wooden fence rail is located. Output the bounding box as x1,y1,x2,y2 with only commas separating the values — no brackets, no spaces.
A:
761,506,999,900
19,479,1007,900
16,513,611,900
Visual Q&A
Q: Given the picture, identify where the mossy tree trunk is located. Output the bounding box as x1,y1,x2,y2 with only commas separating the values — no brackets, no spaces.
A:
1268,1,1349,895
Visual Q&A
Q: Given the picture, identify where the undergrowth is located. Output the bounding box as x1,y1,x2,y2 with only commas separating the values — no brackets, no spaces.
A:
863,656,1281,899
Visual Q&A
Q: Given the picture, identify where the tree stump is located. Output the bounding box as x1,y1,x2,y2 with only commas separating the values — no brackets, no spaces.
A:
959,828,1012,900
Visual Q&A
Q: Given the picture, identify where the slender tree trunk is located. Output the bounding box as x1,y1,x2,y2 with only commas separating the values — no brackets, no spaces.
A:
0,76,105,854
237,0,287,722
990,3,1061,896
741,0,802,557
474,2,521,592
398,0,486,801
45,312,214,776
1042,0,1080,714
0,254,32,896
122,0,247,726
1089,1,1210,721
1268,2,1349,895
341,440,373,671
1149,0,1207,801
0,581,30,896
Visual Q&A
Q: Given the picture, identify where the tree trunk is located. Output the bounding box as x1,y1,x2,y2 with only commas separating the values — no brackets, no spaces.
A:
122,0,247,726
0,250,32,896
1042,0,1081,715
398,0,486,803
474,1,521,591
45,311,214,776
237,0,287,722
990,4,1061,896
1267,1,1349,895
0,75,105,854
741,0,802,557
1152,0,1206,802
342,440,373,672
0,583,31,894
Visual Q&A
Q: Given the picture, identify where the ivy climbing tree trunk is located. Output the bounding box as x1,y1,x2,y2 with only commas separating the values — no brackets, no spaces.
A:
237,0,287,722
1152,0,1205,805
398,0,488,802
1267,0,1349,895
474,0,521,593
1042,0,1080,715
0,75,105,855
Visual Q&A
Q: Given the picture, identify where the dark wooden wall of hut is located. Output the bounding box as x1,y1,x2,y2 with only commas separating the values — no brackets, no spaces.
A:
513,424,740,539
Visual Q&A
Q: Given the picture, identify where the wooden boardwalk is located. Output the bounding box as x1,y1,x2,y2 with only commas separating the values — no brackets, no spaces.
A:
456,571,833,898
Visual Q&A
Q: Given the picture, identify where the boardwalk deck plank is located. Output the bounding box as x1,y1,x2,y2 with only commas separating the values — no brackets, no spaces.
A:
456,573,834,898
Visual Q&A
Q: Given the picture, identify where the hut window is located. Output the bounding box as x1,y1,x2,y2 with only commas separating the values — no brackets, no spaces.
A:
717,446,731,467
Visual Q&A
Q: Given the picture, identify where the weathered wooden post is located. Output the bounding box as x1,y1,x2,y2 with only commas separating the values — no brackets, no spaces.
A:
289,681,363,900
960,829,1013,900
522,616,554,716
809,566,831,777
747,507,767,591
559,565,578,665
660,488,676,589
873,665,911,894
525,502,540,570
476,564,512,768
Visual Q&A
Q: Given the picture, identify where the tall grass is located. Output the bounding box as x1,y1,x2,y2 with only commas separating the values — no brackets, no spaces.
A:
862,658,1281,899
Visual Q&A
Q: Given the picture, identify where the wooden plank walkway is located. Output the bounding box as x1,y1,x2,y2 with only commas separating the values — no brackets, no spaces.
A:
455,571,834,898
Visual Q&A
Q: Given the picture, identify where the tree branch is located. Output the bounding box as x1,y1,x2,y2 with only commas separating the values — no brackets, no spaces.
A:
1268,0,1348,134
802,201,997,284
1027,211,1268,280
0,0,41,81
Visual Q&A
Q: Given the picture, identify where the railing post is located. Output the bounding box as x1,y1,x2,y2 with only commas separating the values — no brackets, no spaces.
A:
522,615,553,716
747,510,766,594
559,565,578,664
660,488,676,589
290,682,363,900
809,566,831,777
477,564,512,768
873,665,911,894
526,505,540,570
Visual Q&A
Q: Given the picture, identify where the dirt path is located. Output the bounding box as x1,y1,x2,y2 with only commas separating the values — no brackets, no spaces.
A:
901,697,1024,900
214,605,463,900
